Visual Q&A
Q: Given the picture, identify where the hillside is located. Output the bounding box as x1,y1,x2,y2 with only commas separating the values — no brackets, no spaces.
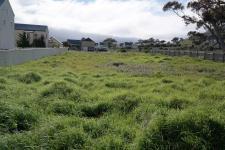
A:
0,52,225,149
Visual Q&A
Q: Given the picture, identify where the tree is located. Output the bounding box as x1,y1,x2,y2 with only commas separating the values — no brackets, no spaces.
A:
163,0,225,51
17,32,30,48
62,41,69,47
32,36,46,47
188,31,207,45
172,37,179,44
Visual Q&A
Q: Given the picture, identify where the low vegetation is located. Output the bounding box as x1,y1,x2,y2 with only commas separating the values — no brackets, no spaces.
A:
0,51,225,149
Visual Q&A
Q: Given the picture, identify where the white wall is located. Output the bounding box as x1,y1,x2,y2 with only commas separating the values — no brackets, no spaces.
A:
0,0,15,50
0,48,68,66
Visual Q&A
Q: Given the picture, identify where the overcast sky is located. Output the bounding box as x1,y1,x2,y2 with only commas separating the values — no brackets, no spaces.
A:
9,0,195,41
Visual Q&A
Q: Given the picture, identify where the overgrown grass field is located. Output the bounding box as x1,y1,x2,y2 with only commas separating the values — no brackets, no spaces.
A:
0,52,225,149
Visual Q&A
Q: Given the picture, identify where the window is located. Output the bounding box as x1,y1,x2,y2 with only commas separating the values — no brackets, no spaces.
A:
3,20,6,25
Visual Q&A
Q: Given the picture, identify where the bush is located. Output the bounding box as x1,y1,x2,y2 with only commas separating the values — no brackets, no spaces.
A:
18,72,42,84
118,49,127,53
113,94,140,114
139,112,225,150
111,62,125,67
81,102,112,118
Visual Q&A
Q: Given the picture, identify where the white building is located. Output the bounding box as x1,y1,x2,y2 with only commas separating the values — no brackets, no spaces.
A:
0,0,15,50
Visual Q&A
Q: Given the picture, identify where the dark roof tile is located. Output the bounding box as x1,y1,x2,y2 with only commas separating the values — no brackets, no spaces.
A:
67,39,81,45
15,23,48,32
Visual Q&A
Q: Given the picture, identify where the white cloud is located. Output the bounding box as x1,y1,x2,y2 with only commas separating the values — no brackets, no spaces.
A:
10,0,195,40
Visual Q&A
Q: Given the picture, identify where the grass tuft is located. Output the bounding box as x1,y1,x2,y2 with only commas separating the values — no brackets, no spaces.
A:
113,94,140,114
18,72,42,84
139,112,225,150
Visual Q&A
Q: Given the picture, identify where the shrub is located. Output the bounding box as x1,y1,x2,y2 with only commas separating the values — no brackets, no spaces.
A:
118,49,127,53
51,128,87,149
81,102,112,118
112,62,125,67
139,112,225,150
18,72,42,84
113,94,140,114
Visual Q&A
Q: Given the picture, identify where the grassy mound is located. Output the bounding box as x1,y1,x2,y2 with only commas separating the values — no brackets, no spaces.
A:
41,82,84,101
51,128,87,149
50,101,77,115
113,94,140,114
0,102,38,133
139,112,225,150
18,72,42,84
81,102,112,118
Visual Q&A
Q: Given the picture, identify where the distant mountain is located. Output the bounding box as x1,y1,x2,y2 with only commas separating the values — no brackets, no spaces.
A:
49,28,139,43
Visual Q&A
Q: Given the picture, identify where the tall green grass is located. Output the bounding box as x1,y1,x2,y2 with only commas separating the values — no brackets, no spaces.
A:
0,51,225,149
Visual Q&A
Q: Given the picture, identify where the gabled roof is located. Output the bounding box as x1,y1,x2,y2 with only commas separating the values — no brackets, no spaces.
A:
15,23,48,32
67,39,81,45
103,38,117,43
81,37,95,42
0,0,5,6
49,37,62,44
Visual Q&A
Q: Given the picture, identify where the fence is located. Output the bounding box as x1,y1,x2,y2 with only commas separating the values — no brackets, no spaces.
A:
149,49,225,63
0,48,68,66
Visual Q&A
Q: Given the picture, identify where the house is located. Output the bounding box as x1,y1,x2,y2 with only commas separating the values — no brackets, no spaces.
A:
120,42,133,49
102,38,117,49
67,38,96,51
48,37,62,48
67,39,81,50
81,38,95,51
0,0,15,50
15,23,49,47
95,42,108,51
